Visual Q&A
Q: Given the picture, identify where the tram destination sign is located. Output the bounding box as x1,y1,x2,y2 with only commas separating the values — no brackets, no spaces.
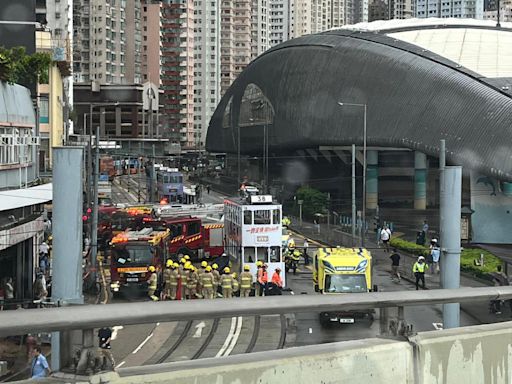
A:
249,195,273,204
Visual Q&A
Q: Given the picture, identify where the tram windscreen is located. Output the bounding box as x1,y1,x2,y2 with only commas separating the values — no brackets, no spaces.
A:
254,210,271,224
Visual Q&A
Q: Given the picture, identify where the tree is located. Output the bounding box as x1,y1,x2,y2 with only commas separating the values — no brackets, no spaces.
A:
296,186,328,219
0,46,52,85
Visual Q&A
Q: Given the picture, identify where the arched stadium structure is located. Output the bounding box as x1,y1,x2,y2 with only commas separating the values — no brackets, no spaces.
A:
206,19,512,245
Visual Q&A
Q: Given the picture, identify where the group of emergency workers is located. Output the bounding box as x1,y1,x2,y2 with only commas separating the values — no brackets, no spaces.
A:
145,254,284,300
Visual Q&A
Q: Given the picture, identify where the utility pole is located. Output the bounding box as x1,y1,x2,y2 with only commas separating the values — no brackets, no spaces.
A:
352,144,356,246
441,166,462,329
91,126,100,286
152,144,156,202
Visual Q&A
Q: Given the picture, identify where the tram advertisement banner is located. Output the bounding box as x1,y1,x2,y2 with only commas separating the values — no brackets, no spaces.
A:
242,225,281,246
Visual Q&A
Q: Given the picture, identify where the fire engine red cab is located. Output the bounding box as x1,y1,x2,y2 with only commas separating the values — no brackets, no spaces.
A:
109,228,170,294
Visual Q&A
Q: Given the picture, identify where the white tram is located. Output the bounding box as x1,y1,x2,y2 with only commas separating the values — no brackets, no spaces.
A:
224,195,285,286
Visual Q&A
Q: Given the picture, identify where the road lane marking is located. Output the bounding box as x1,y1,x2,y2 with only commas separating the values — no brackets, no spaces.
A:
111,325,124,340
290,291,295,295
433,322,443,330
156,322,160,326
193,321,206,338
216,317,237,357
132,333,153,354
223,317,243,356
116,361,126,369
309,328,313,334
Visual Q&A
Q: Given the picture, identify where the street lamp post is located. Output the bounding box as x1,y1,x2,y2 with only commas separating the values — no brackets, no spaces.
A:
338,101,367,248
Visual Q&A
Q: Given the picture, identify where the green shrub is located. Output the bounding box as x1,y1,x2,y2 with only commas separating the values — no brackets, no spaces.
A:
389,237,429,256
389,236,501,280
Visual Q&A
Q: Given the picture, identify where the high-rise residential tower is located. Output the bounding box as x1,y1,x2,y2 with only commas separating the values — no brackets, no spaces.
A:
161,0,195,148
269,0,290,46
193,0,221,148
415,0,483,18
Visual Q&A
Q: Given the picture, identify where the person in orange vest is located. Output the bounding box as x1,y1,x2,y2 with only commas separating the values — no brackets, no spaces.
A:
257,264,268,296
270,267,283,295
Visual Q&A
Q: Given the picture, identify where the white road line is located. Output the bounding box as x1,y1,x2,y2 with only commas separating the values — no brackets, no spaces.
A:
216,317,237,357
223,317,243,356
111,325,124,340
290,291,295,295
116,361,126,369
309,328,313,334
132,333,153,354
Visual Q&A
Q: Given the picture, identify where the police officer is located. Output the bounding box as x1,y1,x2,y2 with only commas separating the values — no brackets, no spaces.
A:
212,263,221,298
147,266,159,301
201,266,215,299
169,262,180,300
239,265,253,297
413,256,429,290
221,267,234,298
163,260,173,300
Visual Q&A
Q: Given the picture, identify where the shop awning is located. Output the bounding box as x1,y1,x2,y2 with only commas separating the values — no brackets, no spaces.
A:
0,183,53,211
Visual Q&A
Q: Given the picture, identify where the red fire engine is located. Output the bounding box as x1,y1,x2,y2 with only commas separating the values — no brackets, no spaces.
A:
142,216,224,261
109,228,170,294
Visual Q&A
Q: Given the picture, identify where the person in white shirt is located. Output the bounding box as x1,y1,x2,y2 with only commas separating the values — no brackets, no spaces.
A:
38,242,49,256
380,226,392,252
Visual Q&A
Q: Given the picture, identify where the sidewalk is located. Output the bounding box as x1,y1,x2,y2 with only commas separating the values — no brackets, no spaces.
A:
288,217,512,326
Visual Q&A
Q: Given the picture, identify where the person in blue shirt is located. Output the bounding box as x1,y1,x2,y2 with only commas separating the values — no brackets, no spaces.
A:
31,346,51,379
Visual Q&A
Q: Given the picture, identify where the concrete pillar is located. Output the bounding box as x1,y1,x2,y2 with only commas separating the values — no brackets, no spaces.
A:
52,147,84,304
99,107,106,137
115,106,122,136
414,151,427,210
441,166,462,329
366,150,378,210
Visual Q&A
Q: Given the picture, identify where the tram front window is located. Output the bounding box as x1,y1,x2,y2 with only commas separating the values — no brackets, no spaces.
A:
254,210,271,225
244,247,256,263
257,247,268,263
270,246,281,262
273,209,280,224
244,210,252,225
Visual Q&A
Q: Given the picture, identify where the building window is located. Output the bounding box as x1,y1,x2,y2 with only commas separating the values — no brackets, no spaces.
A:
39,95,49,124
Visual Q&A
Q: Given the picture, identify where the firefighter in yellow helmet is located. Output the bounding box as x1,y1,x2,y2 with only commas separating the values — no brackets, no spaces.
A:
182,263,191,300
221,267,234,298
201,266,215,299
147,265,159,301
169,262,180,300
184,255,191,261
232,272,239,296
187,265,199,299
240,265,253,297
163,260,173,300
212,263,221,299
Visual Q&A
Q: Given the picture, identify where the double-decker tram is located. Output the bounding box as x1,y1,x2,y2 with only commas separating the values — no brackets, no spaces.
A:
156,167,184,203
224,194,285,286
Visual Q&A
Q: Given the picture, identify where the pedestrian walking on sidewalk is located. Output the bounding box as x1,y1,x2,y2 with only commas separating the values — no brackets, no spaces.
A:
431,245,441,274
389,249,401,282
97,327,116,370
206,185,211,194
413,256,428,290
380,226,392,252
303,239,310,265
490,265,511,315
30,346,51,379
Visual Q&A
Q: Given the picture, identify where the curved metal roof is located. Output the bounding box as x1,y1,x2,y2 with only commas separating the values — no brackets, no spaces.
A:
206,27,512,181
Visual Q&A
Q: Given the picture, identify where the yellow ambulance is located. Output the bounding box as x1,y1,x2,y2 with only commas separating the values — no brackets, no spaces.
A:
313,247,375,326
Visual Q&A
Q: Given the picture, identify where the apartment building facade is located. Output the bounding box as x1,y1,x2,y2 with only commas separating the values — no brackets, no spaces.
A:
484,0,512,22
416,0,483,18
369,0,414,21
73,0,142,84
193,0,221,148
251,0,271,57
142,0,163,85
161,0,195,148
270,0,290,46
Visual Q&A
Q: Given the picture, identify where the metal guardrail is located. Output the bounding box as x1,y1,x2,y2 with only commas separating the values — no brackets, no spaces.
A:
1,286,512,337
